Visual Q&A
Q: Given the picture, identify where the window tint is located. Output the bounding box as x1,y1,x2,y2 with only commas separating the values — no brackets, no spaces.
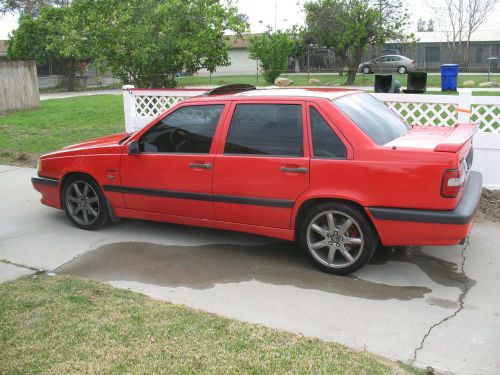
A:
139,105,224,153
334,93,410,145
310,107,347,159
225,104,303,157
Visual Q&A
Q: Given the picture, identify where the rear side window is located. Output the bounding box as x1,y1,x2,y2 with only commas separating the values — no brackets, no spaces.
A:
334,93,409,145
224,104,303,157
139,105,224,153
310,107,347,159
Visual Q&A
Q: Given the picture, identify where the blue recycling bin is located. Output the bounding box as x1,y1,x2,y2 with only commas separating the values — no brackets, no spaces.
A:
441,64,459,91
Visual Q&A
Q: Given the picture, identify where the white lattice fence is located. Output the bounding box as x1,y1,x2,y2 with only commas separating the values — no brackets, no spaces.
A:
38,75,64,88
123,86,500,189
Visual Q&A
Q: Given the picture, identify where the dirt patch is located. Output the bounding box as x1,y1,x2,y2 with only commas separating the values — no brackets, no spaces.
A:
0,149,38,167
479,188,500,222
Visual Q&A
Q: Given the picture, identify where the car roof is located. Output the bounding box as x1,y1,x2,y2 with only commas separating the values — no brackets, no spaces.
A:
184,87,360,102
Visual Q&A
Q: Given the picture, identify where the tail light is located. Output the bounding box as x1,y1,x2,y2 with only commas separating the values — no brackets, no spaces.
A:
441,161,467,198
411,60,416,66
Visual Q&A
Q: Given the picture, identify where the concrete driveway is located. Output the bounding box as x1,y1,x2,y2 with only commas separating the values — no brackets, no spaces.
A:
1,165,499,375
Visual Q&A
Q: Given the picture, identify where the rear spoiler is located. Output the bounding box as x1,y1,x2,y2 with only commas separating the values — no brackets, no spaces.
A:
434,124,477,153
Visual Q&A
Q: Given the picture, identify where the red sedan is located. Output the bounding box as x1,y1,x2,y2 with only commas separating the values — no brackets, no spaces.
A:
32,85,482,274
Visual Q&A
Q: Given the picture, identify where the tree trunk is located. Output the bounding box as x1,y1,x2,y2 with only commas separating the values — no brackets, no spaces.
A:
65,62,75,92
346,66,357,85
345,47,363,86
294,58,300,73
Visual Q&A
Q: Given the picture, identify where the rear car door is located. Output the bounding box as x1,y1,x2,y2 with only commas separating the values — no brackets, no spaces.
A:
120,103,227,219
213,101,310,229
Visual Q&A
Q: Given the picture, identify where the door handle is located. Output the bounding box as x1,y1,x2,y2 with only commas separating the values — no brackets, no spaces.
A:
189,163,212,169
280,166,308,173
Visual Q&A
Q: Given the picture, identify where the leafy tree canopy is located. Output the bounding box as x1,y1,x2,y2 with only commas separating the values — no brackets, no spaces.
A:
72,0,248,88
305,0,413,84
8,6,86,90
0,0,68,16
248,28,294,84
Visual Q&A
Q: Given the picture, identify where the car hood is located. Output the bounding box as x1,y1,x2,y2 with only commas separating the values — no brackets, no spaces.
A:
40,133,127,159
62,133,127,151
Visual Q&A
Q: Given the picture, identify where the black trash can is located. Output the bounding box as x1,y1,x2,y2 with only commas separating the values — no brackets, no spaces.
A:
403,72,427,94
374,74,401,93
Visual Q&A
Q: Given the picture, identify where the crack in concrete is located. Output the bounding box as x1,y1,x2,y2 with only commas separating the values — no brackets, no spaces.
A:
0,258,41,272
411,239,472,365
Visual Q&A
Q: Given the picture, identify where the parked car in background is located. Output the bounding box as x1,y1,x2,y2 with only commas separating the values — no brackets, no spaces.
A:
359,55,417,74
32,85,481,275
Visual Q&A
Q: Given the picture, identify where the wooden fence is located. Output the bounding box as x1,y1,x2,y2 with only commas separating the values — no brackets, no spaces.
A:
0,60,40,113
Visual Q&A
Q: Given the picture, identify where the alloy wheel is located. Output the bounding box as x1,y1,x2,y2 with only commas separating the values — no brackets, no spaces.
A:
65,180,100,226
306,210,364,269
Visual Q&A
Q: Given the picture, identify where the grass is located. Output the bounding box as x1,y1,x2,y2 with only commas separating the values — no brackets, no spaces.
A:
0,95,124,166
178,73,499,89
0,274,421,374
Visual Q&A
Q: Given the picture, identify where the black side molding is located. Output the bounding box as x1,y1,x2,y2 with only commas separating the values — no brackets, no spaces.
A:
102,184,294,208
368,171,482,225
31,176,59,187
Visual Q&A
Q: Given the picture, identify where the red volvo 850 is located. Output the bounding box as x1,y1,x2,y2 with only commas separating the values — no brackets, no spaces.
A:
32,85,482,274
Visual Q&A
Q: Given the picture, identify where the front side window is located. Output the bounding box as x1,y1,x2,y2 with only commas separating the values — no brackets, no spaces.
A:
139,105,224,153
334,93,410,145
310,107,347,159
224,104,303,157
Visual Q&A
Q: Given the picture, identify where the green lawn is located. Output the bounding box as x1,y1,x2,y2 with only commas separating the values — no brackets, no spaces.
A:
0,95,124,166
0,275,420,374
178,73,499,89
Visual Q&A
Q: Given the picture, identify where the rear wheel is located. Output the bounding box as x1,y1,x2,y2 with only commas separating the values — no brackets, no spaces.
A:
397,66,407,74
299,202,377,275
363,66,371,74
62,175,109,230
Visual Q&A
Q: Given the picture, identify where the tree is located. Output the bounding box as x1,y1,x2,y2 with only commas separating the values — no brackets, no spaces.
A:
248,28,294,84
417,18,426,32
0,0,68,16
305,0,413,85
289,25,308,73
427,18,435,31
432,0,499,65
7,6,85,91
71,0,247,88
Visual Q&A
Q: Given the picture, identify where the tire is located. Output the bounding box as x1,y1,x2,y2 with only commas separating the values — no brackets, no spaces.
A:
397,66,407,74
298,202,378,275
62,174,110,230
363,66,371,74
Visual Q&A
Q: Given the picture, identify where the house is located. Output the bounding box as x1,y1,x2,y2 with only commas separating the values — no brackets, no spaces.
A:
196,35,258,76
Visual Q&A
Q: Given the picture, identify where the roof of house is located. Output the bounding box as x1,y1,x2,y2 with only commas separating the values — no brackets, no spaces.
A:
414,30,500,43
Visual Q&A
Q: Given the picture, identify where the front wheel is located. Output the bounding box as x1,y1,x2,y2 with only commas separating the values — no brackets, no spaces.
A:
363,66,371,74
62,175,109,230
299,202,378,275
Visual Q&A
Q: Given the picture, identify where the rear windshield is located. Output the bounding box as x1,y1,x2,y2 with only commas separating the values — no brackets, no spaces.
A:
333,93,410,145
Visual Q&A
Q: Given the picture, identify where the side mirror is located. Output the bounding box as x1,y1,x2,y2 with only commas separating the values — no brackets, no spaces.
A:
128,140,139,155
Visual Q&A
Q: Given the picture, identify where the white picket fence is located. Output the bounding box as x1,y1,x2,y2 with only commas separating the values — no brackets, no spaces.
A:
122,85,500,189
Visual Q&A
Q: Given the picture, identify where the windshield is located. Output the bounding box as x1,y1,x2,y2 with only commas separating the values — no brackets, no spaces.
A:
333,93,410,145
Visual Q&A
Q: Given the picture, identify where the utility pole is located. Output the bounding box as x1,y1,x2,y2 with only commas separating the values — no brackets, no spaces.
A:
274,0,278,31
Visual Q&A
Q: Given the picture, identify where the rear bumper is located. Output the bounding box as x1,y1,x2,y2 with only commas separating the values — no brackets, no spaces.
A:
32,176,62,209
368,171,482,246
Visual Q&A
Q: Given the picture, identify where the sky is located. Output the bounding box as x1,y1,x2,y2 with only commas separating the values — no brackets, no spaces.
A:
0,0,499,40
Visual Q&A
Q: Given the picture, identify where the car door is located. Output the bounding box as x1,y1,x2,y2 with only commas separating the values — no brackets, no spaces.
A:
120,102,228,219
378,56,391,72
212,101,310,229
